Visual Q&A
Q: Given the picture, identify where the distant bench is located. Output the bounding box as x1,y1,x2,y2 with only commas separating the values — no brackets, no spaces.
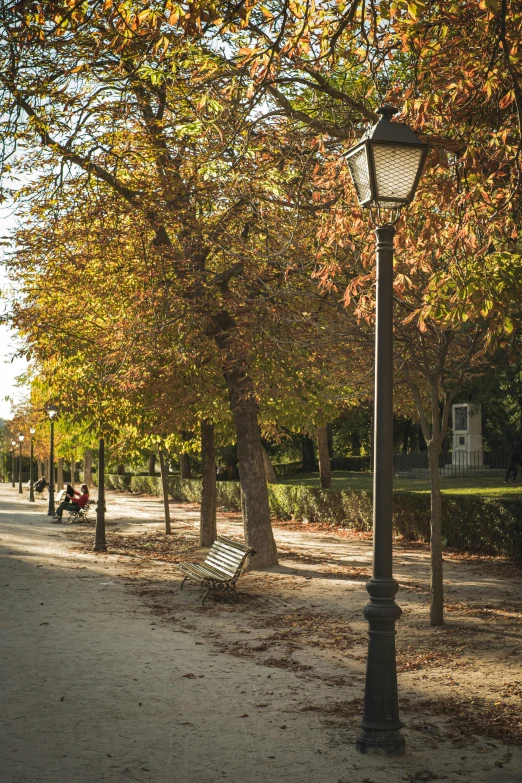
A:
177,535,255,605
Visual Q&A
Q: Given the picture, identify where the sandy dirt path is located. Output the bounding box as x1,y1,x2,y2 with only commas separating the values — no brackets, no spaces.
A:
1,484,521,783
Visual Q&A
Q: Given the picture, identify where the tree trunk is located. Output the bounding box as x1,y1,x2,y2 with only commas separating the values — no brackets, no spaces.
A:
37,459,43,479
57,458,64,491
148,451,156,476
402,419,412,453
179,453,192,479
200,421,217,547
158,448,171,535
261,447,277,484
225,372,278,568
428,442,444,626
226,459,239,479
349,432,361,455
71,455,76,487
83,449,93,486
317,426,332,489
300,435,317,472
116,463,125,476
210,310,278,568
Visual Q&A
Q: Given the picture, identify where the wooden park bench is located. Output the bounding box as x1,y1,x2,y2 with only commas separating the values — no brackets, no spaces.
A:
67,498,97,524
177,535,255,605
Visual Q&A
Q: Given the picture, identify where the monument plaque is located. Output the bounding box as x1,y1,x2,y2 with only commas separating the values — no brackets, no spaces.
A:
452,403,483,466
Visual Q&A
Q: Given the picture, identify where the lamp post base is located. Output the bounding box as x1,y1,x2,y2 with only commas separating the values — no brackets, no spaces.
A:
93,540,107,552
356,728,405,755
356,577,404,756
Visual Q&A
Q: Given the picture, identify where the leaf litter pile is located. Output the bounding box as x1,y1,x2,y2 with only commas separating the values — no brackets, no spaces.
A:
64,520,522,748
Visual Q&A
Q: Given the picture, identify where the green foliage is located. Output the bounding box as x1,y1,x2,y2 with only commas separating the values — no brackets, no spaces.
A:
102,473,522,559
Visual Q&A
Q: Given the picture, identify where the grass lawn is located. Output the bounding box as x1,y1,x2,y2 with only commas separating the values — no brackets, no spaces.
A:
279,470,522,498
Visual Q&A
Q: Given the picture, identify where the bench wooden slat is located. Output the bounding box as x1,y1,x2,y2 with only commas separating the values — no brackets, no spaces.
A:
216,535,252,553
210,549,244,569
177,536,255,603
210,540,242,557
204,558,237,577
207,546,243,566
179,561,234,582
213,540,249,558
179,563,228,581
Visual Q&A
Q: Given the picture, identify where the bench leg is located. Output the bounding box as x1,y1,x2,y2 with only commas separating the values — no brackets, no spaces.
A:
179,576,188,592
201,587,212,606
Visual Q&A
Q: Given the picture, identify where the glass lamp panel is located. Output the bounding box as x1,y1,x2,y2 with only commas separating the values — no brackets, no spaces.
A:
347,145,372,205
371,144,424,206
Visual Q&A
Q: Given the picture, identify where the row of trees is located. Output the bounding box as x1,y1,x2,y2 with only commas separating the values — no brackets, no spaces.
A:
1,0,522,624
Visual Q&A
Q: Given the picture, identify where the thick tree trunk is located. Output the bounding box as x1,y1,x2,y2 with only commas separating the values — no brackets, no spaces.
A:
262,447,277,484
158,448,171,535
116,463,125,476
300,435,317,472
428,443,444,626
57,458,64,491
317,426,332,489
349,432,361,455
225,373,278,568
200,421,217,547
210,310,278,568
226,459,239,479
71,455,76,487
179,452,192,479
83,449,93,486
148,451,156,476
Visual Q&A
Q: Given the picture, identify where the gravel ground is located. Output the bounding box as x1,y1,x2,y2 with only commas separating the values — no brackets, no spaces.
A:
1,484,521,783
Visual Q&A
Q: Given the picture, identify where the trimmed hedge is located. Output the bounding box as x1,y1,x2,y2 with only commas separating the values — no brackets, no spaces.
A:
101,473,522,560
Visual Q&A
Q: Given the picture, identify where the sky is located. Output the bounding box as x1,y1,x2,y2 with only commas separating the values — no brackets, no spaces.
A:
0,207,29,420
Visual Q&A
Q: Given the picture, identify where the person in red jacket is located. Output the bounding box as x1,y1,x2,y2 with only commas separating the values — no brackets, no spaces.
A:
52,484,89,522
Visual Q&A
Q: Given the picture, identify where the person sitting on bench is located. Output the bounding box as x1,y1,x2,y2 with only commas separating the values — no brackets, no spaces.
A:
33,476,47,494
52,484,89,522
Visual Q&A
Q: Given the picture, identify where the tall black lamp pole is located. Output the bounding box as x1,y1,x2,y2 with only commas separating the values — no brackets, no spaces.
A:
29,428,36,502
93,436,107,552
345,106,427,755
11,440,16,487
18,432,24,494
46,405,58,516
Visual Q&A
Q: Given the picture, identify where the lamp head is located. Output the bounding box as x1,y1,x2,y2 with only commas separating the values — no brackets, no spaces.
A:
18,432,24,442
345,105,427,213
30,428,36,435
47,405,58,420
11,440,16,447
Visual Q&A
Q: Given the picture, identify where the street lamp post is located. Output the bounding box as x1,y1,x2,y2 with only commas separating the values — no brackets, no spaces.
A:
46,405,58,516
18,433,24,494
29,428,36,502
11,440,16,487
93,437,107,552
345,106,427,756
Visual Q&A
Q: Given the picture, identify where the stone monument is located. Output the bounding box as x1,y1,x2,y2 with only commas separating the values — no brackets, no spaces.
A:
452,403,483,466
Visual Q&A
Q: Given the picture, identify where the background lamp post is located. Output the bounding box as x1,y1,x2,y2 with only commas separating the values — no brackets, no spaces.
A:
18,433,24,494
345,105,427,756
29,428,36,502
93,437,107,552
46,405,58,516
11,440,16,487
